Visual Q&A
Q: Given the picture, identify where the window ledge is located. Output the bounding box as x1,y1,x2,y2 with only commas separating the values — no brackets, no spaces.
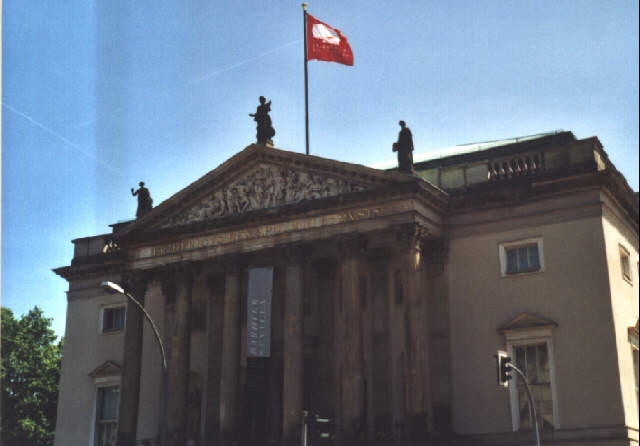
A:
501,268,544,279
100,328,124,335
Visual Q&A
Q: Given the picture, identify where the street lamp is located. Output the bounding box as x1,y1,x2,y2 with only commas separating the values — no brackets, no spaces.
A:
100,281,168,446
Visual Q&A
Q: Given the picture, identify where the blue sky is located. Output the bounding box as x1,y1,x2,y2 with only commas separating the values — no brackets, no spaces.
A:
2,1,638,338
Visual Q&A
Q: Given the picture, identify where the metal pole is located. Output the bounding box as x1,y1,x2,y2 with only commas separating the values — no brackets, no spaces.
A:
301,410,308,446
302,3,310,155
508,364,541,446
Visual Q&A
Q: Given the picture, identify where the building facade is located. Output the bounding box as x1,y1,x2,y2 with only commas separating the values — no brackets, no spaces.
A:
54,131,639,446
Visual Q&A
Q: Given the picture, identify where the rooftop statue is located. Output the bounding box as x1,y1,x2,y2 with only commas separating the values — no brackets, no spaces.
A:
249,96,276,145
392,120,414,174
131,181,153,218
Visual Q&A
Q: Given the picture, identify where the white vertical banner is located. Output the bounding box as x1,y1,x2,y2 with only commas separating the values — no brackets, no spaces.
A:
247,267,273,357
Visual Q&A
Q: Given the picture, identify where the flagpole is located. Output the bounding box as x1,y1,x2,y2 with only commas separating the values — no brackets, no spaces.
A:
302,3,310,155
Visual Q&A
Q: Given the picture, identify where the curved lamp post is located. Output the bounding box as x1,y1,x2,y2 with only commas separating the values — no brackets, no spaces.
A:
100,281,168,446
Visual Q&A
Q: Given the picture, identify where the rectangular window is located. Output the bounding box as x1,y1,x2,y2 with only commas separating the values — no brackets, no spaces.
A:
514,343,554,430
499,237,544,277
102,306,125,332
95,386,119,446
506,245,540,274
620,245,631,283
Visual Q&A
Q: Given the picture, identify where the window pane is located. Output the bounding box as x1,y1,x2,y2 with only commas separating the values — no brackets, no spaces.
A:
113,308,125,329
98,422,117,446
103,307,125,331
515,343,554,431
103,309,114,330
621,252,631,279
518,247,529,270
100,387,119,420
526,346,537,383
537,344,549,382
507,249,518,273
518,386,530,428
515,346,525,371
528,245,540,270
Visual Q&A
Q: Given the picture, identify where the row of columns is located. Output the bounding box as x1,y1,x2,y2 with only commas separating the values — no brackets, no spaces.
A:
117,223,436,445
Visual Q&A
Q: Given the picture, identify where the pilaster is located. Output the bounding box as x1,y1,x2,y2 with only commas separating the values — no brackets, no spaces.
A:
396,222,432,440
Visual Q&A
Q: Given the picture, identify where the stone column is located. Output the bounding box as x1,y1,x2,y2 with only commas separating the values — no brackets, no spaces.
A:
362,255,374,440
386,251,406,439
117,271,149,446
218,257,242,444
337,234,367,441
396,223,432,440
282,244,308,444
205,274,225,445
167,263,197,446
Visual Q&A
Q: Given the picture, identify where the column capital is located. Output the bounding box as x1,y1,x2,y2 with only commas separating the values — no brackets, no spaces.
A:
206,273,226,296
221,253,246,276
279,242,312,265
336,232,368,258
173,261,202,277
120,270,151,302
395,222,428,251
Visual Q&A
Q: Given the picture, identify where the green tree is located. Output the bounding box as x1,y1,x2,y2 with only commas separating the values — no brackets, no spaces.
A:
1,307,63,446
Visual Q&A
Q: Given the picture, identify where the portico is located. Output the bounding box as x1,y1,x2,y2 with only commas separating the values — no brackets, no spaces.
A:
109,144,449,445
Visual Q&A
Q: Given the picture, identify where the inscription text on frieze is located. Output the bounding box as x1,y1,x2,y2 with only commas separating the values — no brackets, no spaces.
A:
145,206,385,258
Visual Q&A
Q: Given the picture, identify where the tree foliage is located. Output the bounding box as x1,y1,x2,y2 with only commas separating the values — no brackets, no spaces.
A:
1,307,63,446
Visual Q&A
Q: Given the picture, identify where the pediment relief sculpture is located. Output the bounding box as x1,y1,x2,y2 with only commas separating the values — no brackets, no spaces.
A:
163,164,369,228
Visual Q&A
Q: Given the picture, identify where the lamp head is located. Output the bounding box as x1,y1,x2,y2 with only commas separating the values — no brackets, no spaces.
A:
100,281,125,295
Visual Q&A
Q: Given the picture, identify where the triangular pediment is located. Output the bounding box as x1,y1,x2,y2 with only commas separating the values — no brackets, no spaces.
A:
498,312,557,333
162,161,371,228
88,360,122,377
116,144,417,238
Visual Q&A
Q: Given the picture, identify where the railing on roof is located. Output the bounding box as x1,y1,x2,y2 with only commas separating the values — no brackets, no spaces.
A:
488,153,544,181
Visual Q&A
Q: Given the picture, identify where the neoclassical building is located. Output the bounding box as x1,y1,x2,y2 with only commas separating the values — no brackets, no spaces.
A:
54,131,639,446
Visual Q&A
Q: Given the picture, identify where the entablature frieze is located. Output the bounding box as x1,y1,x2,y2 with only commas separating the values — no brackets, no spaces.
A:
127,200,421,266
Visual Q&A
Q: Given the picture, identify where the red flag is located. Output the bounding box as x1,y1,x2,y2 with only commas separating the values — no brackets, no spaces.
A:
306,14,353,66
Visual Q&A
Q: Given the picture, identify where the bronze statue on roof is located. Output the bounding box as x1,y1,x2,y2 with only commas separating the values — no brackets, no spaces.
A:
392,120,414,173
249,96,276,146
131,181,153,218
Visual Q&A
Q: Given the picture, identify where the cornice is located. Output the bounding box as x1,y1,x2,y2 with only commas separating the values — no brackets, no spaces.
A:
53,253,125,281
449,169,637,231
118,180,447,246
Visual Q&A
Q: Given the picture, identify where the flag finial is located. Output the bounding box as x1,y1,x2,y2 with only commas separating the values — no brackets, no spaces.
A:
302,3,308,11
